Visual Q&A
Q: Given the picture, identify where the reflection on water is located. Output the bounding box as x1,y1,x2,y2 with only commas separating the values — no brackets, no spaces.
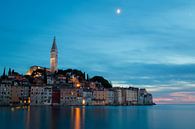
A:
74,108,81,129
0,105,195,129
25,106,30,129
22,106,86,129
72,107,85,129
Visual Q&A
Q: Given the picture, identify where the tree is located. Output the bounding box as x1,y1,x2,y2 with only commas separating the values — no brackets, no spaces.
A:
1,67,6,79
57,69,85,82
24,75,34,84
84,72,86,80
11,69,15,75
90,76,112,88
3,67,6,77
87,74,89,81
8,68,11,76
43,68,47,83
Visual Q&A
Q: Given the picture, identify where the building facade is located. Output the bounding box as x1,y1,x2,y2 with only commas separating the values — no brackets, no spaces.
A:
0,80,12,105
114,88,123,105
11,85,30,105
30,85,44,105
60,87,83,105
83,89,93,105
43,86,52,105
122,87,139,105
92,89,114,105
30,85,52,105
52,86,60,105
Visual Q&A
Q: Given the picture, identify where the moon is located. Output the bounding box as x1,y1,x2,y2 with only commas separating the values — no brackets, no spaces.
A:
116,8,121,14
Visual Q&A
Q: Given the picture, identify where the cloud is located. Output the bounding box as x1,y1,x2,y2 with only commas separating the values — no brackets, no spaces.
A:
162,55,195,65
153,98,174,104
145,81,195,93
154,92,195,104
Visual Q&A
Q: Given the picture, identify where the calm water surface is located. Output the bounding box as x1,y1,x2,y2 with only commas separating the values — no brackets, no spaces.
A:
0,105,195,129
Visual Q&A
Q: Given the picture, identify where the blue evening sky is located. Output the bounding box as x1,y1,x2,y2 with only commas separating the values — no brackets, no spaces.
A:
1,0,195,103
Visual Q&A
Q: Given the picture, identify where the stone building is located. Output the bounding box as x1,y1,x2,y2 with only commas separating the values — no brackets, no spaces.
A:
50,37,58,73
0,79,12,105
30,85,52,105
60,87,83,105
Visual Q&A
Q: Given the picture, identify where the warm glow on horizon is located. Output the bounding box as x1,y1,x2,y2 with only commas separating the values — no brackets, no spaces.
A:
154,91,195,104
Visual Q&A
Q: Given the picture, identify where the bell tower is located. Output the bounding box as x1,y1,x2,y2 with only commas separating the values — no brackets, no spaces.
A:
50,37,58,73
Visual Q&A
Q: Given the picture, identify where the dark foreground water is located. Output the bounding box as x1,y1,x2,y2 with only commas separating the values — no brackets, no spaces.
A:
0,105,195,129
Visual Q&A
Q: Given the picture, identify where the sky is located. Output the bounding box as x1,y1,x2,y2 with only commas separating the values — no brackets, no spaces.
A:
1,0,195,104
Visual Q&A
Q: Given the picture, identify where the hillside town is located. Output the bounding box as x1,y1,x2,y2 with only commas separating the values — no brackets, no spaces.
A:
0,37,154,106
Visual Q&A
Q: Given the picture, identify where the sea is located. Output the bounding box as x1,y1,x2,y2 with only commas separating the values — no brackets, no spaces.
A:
0,105,195,129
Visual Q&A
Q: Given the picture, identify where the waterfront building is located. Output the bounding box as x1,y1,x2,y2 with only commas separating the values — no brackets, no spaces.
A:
138,88,153,105
138,88,145,104
50,37,58,73
92,89,114,105
92,89,105,105
30,85,52,105
60,87,77,105
0,79,12,105
114,88,123,105
128,87,139,104
82,89,93,105
52,86,60,105
30,85,45,105
11,83,30,105
43,86,52,105
122,87,139,105
60,86,83,105
11,85,20,104
106,90,114,104
144,93,153,104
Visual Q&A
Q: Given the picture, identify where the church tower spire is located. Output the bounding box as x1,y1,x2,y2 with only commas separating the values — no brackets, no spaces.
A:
50,36,58,73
